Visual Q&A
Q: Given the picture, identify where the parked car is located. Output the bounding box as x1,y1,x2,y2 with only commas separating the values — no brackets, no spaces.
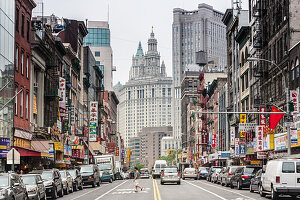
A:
0,173,28,200
160,168,180,185
220,166,239,187
79,164,101,187
182,168,197,180
21,174,46,200
260,159,300,200
230,166,261,190
197,168,208,180
211,168,222,183
249,169,262,193
140,168,150,179
59,170,73,195
100,170,114,183
206,166,222,182
152,160,167,179
68,169,83,191
216,167,226,184
36,169,64,199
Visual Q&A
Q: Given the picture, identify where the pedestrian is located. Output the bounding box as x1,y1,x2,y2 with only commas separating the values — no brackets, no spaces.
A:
133,167,143,192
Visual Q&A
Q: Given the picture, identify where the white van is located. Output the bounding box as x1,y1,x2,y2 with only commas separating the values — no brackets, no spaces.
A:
260,159,300,200
152,160,167,179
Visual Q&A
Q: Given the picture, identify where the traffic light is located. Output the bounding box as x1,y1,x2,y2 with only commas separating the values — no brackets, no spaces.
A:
289,101,295,112
167,149,171,155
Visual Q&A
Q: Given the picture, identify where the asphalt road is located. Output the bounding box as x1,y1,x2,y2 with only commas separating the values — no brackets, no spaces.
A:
58,178,299,200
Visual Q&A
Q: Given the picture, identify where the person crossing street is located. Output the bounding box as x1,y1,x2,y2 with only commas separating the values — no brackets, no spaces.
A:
133,167,144,192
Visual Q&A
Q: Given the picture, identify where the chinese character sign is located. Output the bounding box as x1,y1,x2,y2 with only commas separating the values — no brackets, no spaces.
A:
290,90,299,114
230,127,235,146
255,125,264,152
59,77,66,102
70,104,75,125
260,107,266,125
240,114,247,123
235,138,240,156
90,101,98,125
212,134,216,148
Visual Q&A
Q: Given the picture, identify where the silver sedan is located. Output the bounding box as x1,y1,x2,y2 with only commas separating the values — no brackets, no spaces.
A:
160,168,180,185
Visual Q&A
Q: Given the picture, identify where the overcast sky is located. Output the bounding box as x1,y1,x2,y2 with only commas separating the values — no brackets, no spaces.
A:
40,0,248,85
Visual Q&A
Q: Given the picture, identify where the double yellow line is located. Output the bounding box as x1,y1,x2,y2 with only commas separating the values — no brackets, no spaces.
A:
152,179,162,200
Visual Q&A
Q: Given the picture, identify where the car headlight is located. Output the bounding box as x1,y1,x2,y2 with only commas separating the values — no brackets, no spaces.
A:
27,186,37,192
0,189,7,196
45,181,53,187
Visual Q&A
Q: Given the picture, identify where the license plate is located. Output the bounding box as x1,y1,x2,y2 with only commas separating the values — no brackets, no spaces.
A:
82,182,84,185
297,178,300,183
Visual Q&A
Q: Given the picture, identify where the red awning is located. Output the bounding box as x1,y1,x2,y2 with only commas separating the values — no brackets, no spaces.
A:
15,147,41,157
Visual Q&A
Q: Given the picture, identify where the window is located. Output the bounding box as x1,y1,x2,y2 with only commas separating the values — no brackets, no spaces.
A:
21,14,25,37
26,20,30,41
95,51,100,57
152,88,155,97
20,90,23,118
26,56,29,78
25,92,29,120
16,8,19,32
21,51,24,75
282,162,295,173
15,46,19,70
162,88,165,97
95,61,100,66
15,88,18,115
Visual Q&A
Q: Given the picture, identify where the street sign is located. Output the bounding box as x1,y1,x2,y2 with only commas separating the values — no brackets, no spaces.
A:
7,148,20,165
238,123,256,132
284,115,294,123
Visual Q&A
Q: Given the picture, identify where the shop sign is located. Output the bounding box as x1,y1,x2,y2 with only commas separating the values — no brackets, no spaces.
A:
239,144,246,156
49,143,54,157
0,138,10,158
240,131,246,138
255,126,264,152
246,142,254,155
239,123,256,132
291,130,300,147
212,134,216,148
62,120,68,134
59,77,66,102
14,138,30,149
70,104,75,125
14,129,32,140
121,150,125,159
64,144,72,156
235,138,239,156
54,142,63,152
221,151,231,158
257,152,267,159
89,101,98,125
116,147,119,156
274,133,287,151
291,128,298,143
250,160,261,165
263,134,274,150
240,114,247,123
89,122,97,142
101,124,104,139
260,107,266,125
57,120,62,133
290,90,299,114
33,96,38,114
230,127,235,146
84,126,89,137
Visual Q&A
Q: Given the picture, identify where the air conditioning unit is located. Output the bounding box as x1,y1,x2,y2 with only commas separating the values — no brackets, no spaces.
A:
33,82,38,88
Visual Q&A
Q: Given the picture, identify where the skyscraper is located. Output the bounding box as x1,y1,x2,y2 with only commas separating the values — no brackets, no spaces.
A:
116,31,172,147
172,3,227,140
84,21,115,91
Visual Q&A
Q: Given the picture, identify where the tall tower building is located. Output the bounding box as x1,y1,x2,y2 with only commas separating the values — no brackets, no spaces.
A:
117,31,173,147
84,21,115,91
172,3,227,140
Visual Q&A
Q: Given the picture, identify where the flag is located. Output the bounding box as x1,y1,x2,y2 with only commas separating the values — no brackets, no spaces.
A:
269,106,284,130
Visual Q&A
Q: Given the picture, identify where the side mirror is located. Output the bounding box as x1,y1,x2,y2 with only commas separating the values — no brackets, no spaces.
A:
54,176,59,180
37,181,43,184
14,182,20,187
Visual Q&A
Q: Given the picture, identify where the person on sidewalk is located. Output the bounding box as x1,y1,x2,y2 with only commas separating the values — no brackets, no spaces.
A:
134,167,143,192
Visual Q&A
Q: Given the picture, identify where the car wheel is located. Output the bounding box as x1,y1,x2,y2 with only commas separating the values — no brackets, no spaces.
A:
109,178,113,183
92,180,96,188
41,193,46,200
23,193,29,200
160,181,164,185
53,188,58,199
177,181,181,185
183,177,185,180
36,192,40,200
74,182,78,191
97,180,100,187
259,184,266,197
65,185,69,195
230,182,234,189
58,186,64,197
250,184,254,193
237,181,242,190
194,178,197,180
271,186,279,200
70,183,74,193
79,182,83,190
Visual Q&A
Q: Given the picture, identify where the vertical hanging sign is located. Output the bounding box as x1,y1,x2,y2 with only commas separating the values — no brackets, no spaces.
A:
230,127,235,146
235,138,240,156
290,90,299,114
255,125,264,152
89,102,98,142
260,107,266,125
59,77,66,102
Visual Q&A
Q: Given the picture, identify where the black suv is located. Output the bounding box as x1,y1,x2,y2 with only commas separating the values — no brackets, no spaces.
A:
79,165,101,187
230,166,261,190
32,169,64,199
68,169,83,191
0,173,27,200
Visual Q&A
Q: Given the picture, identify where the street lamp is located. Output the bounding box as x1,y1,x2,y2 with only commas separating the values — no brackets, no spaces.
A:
247,57,291,155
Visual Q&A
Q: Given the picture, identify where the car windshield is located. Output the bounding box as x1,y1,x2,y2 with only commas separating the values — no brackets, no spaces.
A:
80,166,93,173
230,167,239,173
215,168,222,172
22,176,36,185
185,168,195,172
68,170,76,177
141,171,149,174
164,168,177,173
244,168,259,175
200,169,208,173
59,172,66,178
0,176,8,187
41,172,53,181
98,164,111,171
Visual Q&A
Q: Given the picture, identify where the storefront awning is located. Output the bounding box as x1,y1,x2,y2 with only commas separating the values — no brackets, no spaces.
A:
31,140,53,158
89,142,102,154
15,147,40,157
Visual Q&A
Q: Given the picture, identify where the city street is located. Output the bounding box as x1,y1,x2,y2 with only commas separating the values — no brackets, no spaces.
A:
58,178,298,200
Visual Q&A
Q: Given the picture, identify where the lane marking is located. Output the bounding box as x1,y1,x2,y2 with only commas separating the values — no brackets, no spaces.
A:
196,181,256,200
70,184,110,200
183,180,227,200
154,179,162,200
153,179,157,200
94,180,128,200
